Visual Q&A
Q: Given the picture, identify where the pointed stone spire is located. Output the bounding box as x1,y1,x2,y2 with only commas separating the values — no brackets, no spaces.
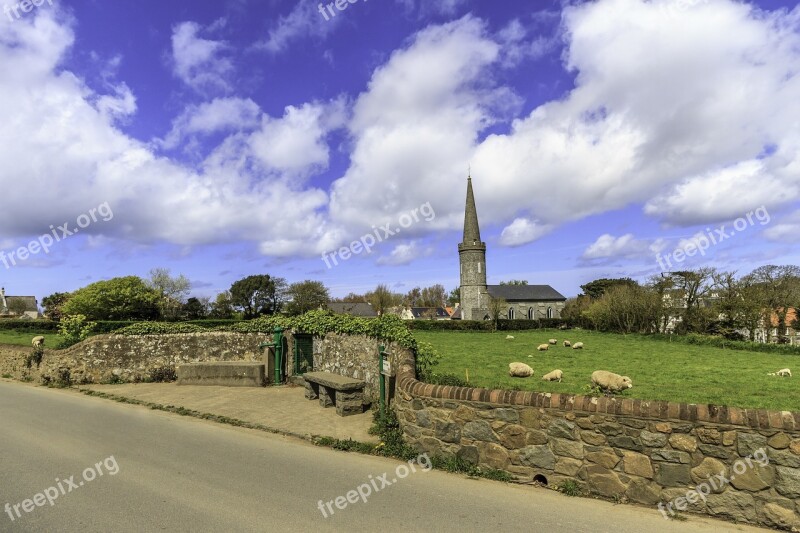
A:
462,176,482,244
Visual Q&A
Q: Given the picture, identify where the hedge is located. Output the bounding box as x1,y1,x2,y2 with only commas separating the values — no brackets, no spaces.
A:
407,318,568,331
650,333,800,356
0,320,59,331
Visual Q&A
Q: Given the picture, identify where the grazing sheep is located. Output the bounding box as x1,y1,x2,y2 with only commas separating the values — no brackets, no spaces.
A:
768,368,792,377
563,340,571,347
572,342,584,350
542,369,563,382
537,344,550,351
548,339,557,345
31,336,45,348
505,335,515,340
509,362,534,378
591,370,633,392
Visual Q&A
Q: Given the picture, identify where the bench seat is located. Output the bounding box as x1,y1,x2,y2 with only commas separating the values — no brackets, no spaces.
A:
303,371,365,416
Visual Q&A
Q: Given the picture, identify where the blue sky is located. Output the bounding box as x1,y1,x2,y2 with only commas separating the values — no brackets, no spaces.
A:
1,0,799,304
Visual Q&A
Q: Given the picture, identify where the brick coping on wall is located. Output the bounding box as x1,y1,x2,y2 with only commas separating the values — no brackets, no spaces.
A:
396,355,800,432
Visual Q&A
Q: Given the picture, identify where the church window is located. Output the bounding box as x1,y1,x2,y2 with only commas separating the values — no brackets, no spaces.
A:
508,307,515,320
546,307,553,319
527,307,534,320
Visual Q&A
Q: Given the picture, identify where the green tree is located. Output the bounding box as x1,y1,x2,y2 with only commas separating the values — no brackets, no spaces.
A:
580,278,637,300
41,292,71,321
183,297,208,320
285,280,330,316
499,280,528,286
61,277,161,320
148,268,191,320
744,265,800,342
420,284,447,308
58,314,97,348
230,275,285,318
209,291,235,319
365,284,402,315
446,287,460,307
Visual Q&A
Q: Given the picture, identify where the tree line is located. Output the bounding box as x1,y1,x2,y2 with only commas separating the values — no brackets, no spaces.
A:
562,265,800,342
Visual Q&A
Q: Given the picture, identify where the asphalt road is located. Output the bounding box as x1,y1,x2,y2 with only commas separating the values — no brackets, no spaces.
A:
0,381,767,533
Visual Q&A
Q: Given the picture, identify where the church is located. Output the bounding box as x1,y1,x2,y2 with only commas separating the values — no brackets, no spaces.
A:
456,177,566,321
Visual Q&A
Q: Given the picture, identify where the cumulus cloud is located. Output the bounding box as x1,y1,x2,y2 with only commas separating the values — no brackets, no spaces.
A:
582,233,654,261
499,218,552,247
171,21,233,93
376,241,426,266
159,97,262,150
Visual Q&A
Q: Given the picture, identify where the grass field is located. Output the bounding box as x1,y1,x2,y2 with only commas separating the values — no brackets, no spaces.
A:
0,331,58,347
413,329,800,412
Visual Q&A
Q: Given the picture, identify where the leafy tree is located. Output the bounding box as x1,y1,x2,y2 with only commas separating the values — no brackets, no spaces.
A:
331,292,368,303
41,292,71,321
286,280,330,316
365,284,402,315
657,269,717,333
61,277,161,320
209,291,235,319
580,278,637,300
446,287,460,307
230,275,285,318
148,268,191,320
499,280,528,286
744,265,800,342
420,284,447,308
58,315,97,348
183,297,208,320
404,287,422,307
584,284,660,334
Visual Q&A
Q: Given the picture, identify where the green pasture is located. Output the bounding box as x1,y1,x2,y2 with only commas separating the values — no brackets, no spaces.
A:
414,329,799,412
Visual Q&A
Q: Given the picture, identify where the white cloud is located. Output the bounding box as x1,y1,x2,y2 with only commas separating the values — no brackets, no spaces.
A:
582,233,653,260
499,218,552,247
171,21,233,93
763,212,800,243
159,97,261,150
256,0,338,54
376,241,425,266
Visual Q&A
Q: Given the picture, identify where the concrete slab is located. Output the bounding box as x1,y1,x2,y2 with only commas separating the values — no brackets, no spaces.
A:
177,361,265,387
79,382,377,443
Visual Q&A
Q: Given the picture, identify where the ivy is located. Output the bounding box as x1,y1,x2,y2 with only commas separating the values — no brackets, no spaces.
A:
114,322,209,335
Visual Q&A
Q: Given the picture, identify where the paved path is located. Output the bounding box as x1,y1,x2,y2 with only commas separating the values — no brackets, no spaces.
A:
0,381,768,532
80,382,376,443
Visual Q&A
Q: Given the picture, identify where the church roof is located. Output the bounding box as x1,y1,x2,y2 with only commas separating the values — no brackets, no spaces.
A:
1,296,39,314
487,285,566,302
326,302,378,317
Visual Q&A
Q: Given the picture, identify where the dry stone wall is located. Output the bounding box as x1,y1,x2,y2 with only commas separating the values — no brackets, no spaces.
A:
0,332,267,384
394,353,800,530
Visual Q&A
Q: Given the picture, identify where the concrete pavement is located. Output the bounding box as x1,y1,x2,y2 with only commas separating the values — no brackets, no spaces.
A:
79,381,377,443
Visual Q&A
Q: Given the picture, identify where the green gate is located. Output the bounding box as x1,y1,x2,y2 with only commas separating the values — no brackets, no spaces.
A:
294,334,314,374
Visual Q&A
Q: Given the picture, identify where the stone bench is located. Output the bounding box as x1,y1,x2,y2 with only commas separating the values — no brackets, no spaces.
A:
303,371,365,417
176,362,265,387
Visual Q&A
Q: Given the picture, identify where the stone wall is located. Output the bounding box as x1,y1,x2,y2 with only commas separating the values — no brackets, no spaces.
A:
0,332,268,384
394,353,800,530
307,333,412,403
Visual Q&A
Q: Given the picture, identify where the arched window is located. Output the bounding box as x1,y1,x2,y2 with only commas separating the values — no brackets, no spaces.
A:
508,307,515,320
527,307,534,320
546,307,554,319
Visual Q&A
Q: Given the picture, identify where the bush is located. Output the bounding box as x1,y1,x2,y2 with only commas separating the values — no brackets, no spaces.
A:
651,333,800,356
424,372,469,387
407,319,568,332
115,322,208,335
58,315,96,348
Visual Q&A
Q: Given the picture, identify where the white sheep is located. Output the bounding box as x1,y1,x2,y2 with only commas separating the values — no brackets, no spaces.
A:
572,342,584,350
768,368,792,377
548,338,557,345
591,370,632,393
537,344,550,351
508,362,534,378
542,369,563,382
506,335,515,340
31,336,45,348
563,340,571,348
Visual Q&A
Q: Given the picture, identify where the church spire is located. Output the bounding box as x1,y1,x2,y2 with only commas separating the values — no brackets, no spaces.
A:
462,175,482,244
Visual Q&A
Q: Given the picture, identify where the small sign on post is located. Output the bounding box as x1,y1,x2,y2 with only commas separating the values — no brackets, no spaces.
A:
381,358,393,376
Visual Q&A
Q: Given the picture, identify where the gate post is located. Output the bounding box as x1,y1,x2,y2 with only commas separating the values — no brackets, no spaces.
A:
273,326,284,385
